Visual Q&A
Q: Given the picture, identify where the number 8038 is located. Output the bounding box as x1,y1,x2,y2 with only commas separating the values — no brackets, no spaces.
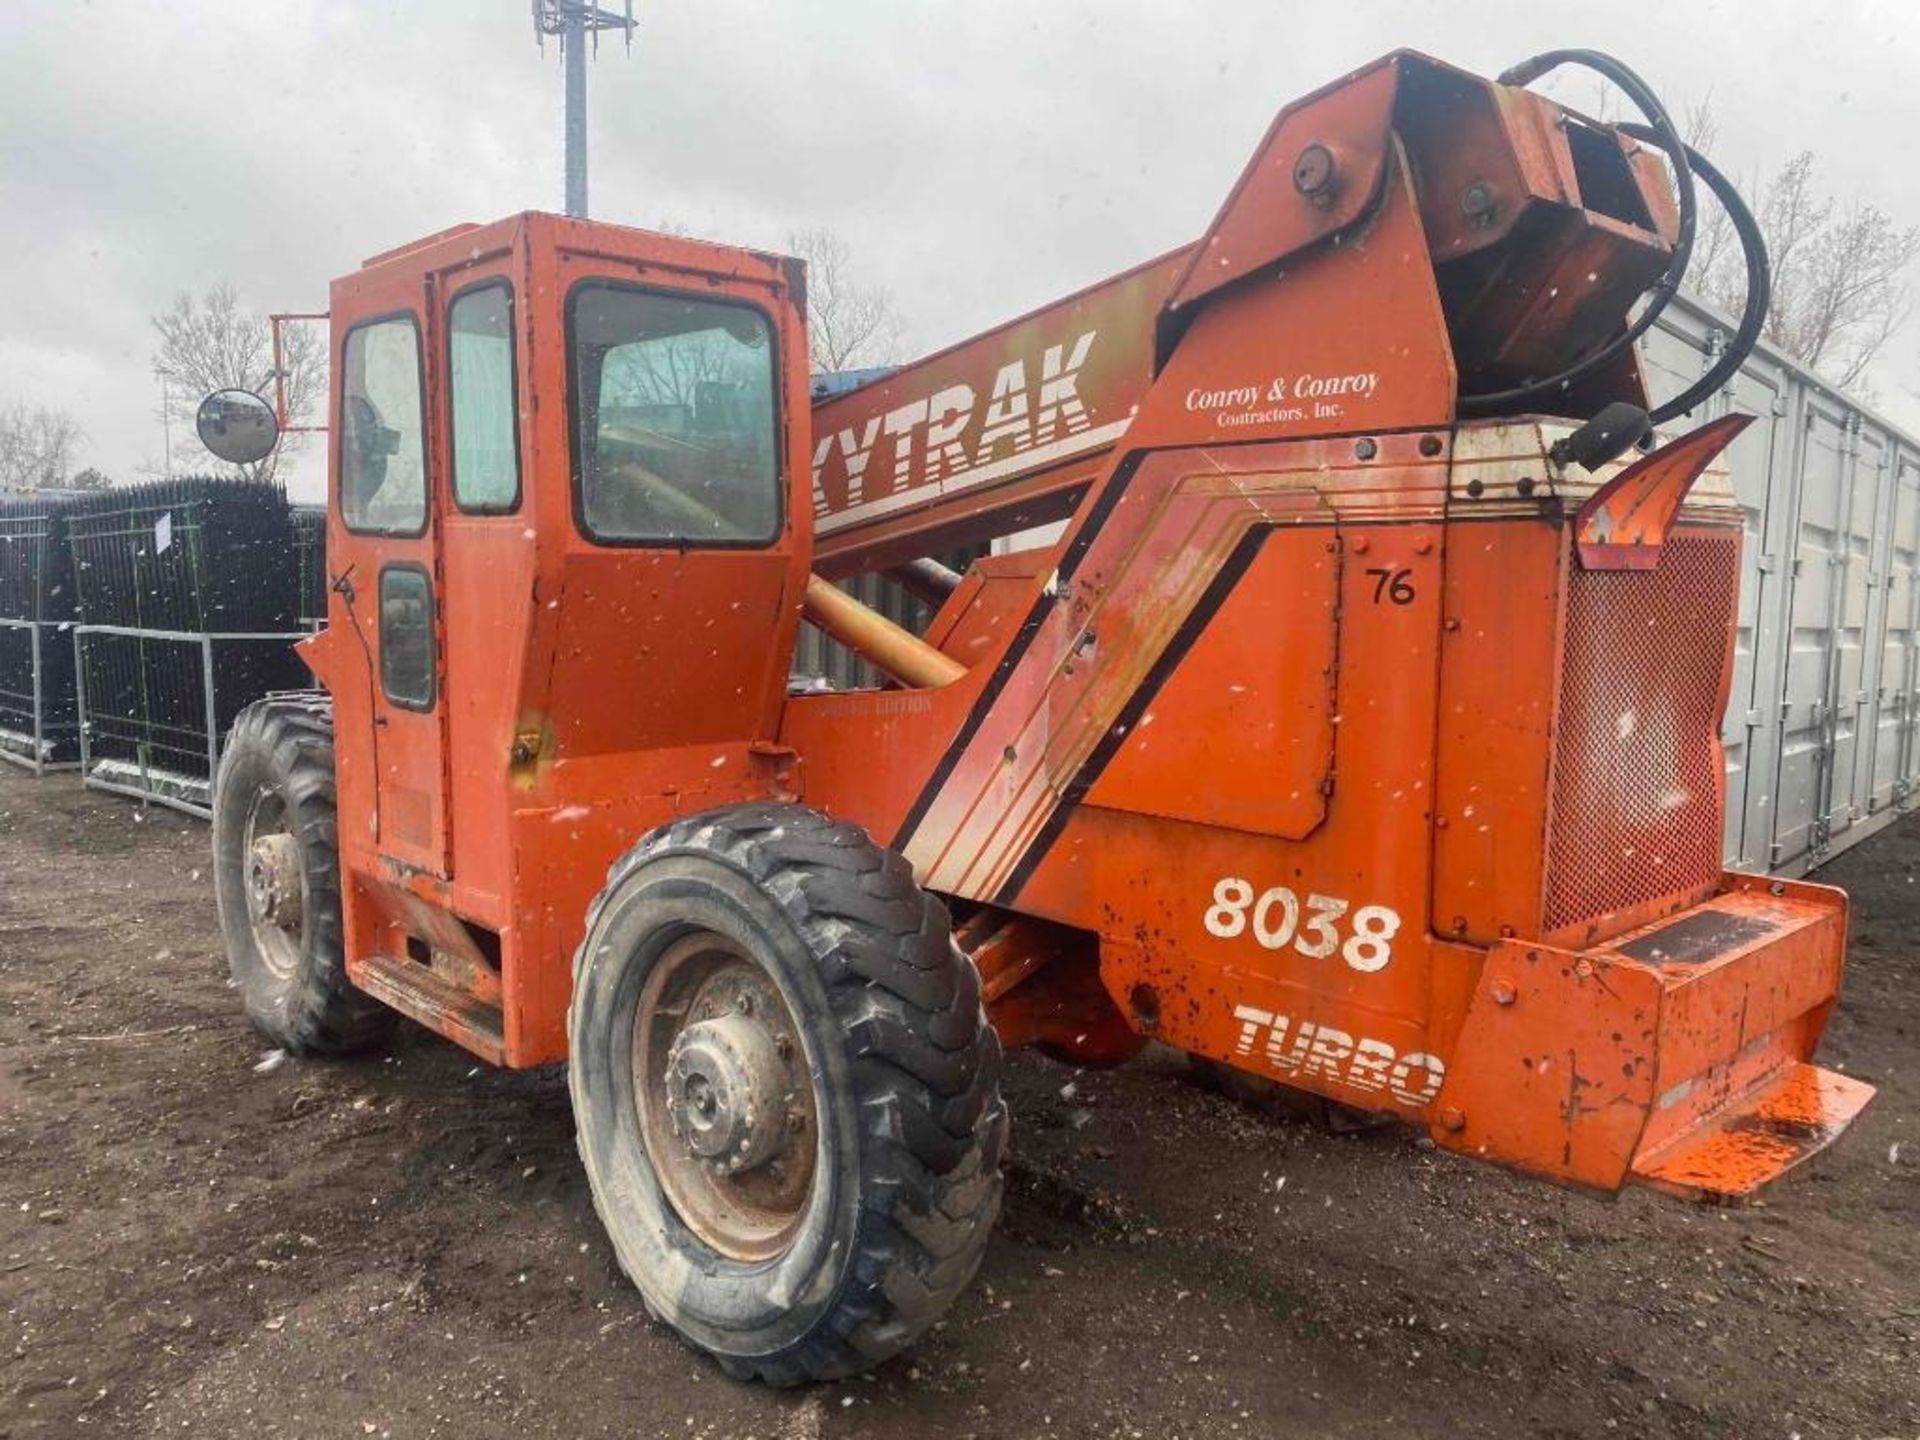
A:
1203,877,1402,973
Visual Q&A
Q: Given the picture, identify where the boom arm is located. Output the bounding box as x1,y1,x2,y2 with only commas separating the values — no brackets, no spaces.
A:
808,248,1189,575
808,49,1720,576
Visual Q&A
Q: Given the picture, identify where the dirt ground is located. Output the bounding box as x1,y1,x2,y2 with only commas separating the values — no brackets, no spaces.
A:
0,767,1914,1440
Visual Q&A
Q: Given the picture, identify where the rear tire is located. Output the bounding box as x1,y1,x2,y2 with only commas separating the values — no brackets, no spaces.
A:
569,803,1006,1385
211,696,392,1055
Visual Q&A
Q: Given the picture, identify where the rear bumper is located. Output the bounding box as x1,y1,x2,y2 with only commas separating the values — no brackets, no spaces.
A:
1433,872,1873,1201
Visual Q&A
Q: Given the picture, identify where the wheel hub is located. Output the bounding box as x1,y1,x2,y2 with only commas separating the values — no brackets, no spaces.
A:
246,832,304,934
632,935,818,1261
664,1011,789,1175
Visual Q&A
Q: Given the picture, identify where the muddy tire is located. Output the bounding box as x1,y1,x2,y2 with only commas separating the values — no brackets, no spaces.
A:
211,696,392,1055
569,803,1006,1385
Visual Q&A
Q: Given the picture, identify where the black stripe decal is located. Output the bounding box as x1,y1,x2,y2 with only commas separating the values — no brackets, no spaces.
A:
988,523,1272,907
890,449,1148,850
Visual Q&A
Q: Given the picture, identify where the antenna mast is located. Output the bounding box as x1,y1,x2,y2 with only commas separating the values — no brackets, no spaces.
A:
531,1,637,218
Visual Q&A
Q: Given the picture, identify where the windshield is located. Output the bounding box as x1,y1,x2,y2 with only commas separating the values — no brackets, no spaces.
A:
568,283,780,545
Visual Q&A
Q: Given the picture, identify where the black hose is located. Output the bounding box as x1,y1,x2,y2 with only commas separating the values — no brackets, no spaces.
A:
1615,125,1772,424
1457,49,1697,415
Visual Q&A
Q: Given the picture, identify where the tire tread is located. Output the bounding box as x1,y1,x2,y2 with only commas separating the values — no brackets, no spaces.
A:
214,695,392,1056
572,803,1005,1385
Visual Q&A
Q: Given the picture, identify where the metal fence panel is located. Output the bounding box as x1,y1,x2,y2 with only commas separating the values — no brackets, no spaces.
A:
0,619,80,772
0,492,82,772
292,505,328,629
62,477,300,634
73,625,310,818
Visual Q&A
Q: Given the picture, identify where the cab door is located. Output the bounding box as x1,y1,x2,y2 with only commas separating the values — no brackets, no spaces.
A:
536,265,808,765
332,274,452,877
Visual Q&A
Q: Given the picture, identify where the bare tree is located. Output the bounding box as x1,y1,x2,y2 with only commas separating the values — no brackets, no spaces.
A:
151,283,326,483
0,401,83,492
1680,98,1743,298
1685,125,1918,391
787,228,903,373
601,330,739,414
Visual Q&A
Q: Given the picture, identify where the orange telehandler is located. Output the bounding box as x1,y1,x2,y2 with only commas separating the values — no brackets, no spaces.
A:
205,47,1873,1384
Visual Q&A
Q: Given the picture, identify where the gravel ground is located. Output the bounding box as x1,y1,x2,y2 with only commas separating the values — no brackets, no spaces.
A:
1,765,1914,1439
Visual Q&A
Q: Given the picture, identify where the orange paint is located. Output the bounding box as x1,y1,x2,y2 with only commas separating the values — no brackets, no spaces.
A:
296,53,1868,1201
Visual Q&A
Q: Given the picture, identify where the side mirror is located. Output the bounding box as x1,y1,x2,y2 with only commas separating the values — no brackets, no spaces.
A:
195,388,280,466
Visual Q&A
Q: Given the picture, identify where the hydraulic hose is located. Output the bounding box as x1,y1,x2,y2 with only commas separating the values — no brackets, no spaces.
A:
1457,49,1698,416
1615,125,1772,424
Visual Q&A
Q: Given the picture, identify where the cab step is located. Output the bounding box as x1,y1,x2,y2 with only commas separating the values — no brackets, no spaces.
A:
354,951,506,1065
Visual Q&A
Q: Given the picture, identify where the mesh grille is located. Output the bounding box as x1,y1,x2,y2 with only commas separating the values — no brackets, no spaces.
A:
1542,531,1739,938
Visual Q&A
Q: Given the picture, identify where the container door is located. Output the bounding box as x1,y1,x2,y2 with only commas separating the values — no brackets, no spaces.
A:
1772,396,1852,869
1885,450,1920,805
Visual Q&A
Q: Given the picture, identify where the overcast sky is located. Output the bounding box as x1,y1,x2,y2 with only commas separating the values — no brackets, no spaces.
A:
2,0,1916,502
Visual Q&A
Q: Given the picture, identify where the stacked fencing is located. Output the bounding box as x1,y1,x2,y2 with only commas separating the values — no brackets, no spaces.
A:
292,505,329,629
0,491,82,771
65,477,311,813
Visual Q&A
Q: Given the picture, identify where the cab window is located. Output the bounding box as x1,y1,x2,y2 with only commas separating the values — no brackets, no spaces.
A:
448,284,520,513
378,564,435,709
568,283,780,545
339,315,427,535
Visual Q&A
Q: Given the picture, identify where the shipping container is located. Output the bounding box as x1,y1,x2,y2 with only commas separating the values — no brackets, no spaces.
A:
1642,295,1920,875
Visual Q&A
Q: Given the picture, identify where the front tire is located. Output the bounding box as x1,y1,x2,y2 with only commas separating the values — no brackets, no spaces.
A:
569,804,1006,1385
211,696,392,1055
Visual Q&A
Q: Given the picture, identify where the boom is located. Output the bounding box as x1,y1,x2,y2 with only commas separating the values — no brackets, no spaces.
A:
809,249,1186,572
810,49,1683,572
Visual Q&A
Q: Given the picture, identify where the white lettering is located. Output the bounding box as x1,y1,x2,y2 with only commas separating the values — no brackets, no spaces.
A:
835,418,882,507
1035,332,1096,445
1184,385,1260,412
1302,1025,1356,1086
974,358,1033,464
1347,1038,1396,1093
809,432,836,515
923,383,974,484
1388,1051,1447,1107
813,330,1104,516
882,398,930,488
1271,1017,1311,1074
1203,875,1401,974
1232,1003,1274,1056
1183,372,1379,427
1226,1006,1446,1110
1292,371,1379,400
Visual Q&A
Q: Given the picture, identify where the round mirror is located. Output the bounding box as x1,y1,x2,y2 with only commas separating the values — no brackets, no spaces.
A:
195,388,280,466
